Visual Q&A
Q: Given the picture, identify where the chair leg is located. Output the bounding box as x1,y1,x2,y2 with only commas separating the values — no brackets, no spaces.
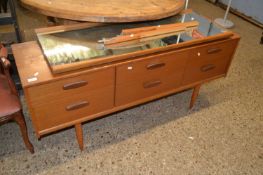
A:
13,111,34,153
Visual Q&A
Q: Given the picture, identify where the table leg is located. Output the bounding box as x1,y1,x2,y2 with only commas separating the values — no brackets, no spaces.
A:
75,123,84,151
190,84,201,109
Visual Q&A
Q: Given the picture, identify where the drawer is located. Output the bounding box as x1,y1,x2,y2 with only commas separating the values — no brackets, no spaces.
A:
32,86,114,131
182,39,238,85
27,67,114,105
116,50,189,106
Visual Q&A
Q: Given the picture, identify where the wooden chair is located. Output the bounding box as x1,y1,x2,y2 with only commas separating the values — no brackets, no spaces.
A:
0,44,34,153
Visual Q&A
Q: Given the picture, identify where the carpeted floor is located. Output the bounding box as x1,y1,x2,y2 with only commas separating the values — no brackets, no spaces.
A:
0,0,263,174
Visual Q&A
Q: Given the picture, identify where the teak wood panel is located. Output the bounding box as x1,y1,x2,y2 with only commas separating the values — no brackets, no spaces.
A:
182,38,239,85
115,50,189,106
27,68,115,131
11,33,234,81
12,34,240,140
27,68,114,105
31,86,114,131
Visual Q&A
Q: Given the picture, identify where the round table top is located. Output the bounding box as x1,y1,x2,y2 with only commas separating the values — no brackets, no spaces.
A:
21,0,185,23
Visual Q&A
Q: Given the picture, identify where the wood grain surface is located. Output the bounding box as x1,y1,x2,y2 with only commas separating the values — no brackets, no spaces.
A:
11,32,235,88
115,49,188,106
12,36,240,139
20,0,185,22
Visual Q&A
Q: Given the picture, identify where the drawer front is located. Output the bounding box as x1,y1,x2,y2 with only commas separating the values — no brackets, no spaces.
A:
32,86,114,131
27,67,115,131
182,39,238,85
116,50,189,106
27,68,114,105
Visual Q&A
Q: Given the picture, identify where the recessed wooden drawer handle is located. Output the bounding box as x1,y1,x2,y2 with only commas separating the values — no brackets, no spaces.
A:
66,101,89,111
143,80,162,89
63,80,88,90
207,48,222,54
200,64,216,72
146,63,165,70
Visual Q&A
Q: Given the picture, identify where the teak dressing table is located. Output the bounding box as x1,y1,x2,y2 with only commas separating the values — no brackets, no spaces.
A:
12,12,240,150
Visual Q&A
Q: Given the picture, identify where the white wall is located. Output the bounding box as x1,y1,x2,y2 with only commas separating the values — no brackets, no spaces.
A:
219,0,263,23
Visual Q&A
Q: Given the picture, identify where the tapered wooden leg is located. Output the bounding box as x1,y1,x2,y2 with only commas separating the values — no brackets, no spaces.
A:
75,123,84,151
190,84,201,109
13,111,34,153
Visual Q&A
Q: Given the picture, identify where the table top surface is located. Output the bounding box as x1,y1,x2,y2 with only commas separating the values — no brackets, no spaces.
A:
12,41,111,88
12,11,230,88
21,0,185,22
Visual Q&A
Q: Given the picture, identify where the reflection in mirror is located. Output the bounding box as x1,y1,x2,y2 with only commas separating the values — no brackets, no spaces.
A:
37,12,225,66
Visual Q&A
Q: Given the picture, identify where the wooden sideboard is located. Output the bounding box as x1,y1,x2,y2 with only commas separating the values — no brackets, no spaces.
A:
12,32,239,150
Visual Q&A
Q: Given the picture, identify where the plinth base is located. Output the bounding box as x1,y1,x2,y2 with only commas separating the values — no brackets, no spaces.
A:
214,18,234,29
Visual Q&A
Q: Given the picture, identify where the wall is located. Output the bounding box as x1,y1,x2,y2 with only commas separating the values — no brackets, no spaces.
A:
219,0,263,24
